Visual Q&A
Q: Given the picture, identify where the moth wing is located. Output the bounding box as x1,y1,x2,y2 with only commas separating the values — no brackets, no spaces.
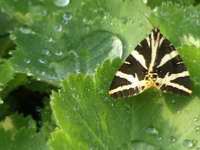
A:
109,37,151,98
154,37,192,95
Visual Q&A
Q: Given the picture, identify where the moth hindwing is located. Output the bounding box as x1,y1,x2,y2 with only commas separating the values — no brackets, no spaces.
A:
109,28,192,98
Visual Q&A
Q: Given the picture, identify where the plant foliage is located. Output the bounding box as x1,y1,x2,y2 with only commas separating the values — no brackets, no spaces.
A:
0,0,199,150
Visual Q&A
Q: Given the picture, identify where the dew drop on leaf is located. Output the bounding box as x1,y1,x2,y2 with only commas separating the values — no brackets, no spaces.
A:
82,18,87,24
111,37,123,58
55,51,63,56
48,37,54,43
19,27,35,34
27,72,33,76
54,0,70,7
43,48,50,56
0,98,3,104
143,0,148,4
183,139,197,148
54,25,63,32
38,58,47,64
103,15,108,20
63,13,72,24
8,51,13,55
193,117,199,122
24,59,31,64
145,127,159,136
195,125,200,134
153,7,158,12
169,136,177,143
81,1,85,6
10,34,16,41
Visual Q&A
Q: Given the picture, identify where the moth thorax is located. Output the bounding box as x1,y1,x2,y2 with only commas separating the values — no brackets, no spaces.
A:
144,72,160,89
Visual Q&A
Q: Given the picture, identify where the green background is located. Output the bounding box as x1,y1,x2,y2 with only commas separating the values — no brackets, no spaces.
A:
0,0,200,149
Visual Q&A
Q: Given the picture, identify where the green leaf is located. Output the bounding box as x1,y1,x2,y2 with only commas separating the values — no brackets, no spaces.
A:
0,13,15,58
150,2,200,46
48,129,74,150
0,60,14,88
0,0,152,85
65,0,152,53
49,31,123,79
50,44,200,149
0,114,49,150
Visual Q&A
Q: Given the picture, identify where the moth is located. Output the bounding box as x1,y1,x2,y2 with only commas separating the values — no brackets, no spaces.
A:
109,28,192,98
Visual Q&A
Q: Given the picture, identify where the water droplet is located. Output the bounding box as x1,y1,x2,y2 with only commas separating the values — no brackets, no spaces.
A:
194,117,199,122
55,51,63,56
169,136,177,143
48,37,54,43
27,72,33,76
10,34,16,41
111,37,123,58
0,98,3,104
38,58,47,64
145,127,159,136
195,125,200,133
54,0,70,7
81,1,85,6
24,59,31,64
193,60,197,63
63,13,72,24
103,15,108,20
82,18,87,23
55,24,63,32
8,51,13,55
19,27,35,34
183,139,196,148
42,48,51,56
143,0,148,4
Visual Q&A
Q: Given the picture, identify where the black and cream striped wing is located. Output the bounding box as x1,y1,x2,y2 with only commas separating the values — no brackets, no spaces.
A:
154,34,192,95
108,38,150,98
109,28,192,98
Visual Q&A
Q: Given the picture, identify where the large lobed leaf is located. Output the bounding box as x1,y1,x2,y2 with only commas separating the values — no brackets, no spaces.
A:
0,0,200,150
0,0,152,85
49,2,200,149
50,44,200,150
